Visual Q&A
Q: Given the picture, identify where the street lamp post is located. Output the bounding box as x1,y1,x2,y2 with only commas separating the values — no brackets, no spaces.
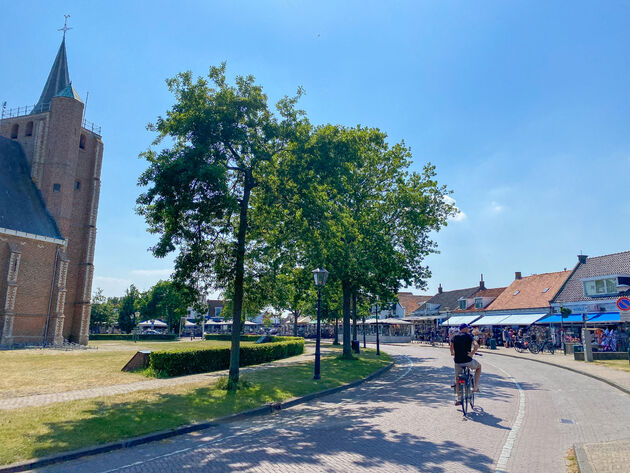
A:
362,314,366,348
313,268,329,380
375,302,380,356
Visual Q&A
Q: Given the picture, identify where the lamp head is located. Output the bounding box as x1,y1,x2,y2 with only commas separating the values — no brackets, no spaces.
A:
313,268,329,287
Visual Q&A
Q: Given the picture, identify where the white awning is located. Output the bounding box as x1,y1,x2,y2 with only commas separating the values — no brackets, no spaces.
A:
138,319,168,327
404,315,441,322
494,314,548,326
471,315,512,326
441,315,481,327
364,318,411,325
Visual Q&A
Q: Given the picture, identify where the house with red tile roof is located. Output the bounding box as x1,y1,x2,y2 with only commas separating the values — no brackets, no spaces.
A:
452,275,506,314
396,292,432,317
474,270,571,326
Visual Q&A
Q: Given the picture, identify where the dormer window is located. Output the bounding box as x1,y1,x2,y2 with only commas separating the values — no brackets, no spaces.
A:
583,277,617,297
458,300,467,310
474,298,483,309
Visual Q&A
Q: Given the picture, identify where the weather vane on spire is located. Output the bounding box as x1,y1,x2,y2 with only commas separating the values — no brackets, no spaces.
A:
58,14,72,39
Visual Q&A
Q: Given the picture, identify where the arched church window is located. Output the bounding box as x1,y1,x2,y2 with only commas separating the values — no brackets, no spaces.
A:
10,124,19,139
79,134,86,149
25,121,34,137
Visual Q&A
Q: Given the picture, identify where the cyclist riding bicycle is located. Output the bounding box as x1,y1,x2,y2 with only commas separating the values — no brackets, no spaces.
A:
450,323,482,406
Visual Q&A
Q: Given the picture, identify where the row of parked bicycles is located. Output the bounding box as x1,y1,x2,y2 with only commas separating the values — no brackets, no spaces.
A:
513,337,556,354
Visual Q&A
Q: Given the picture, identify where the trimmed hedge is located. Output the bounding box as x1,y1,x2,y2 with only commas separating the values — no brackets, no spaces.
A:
150,339,305,377
204,334,301,342
89,334,177,341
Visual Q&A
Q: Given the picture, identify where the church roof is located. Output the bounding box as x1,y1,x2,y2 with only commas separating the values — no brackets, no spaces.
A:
54,83,82,101
0,137,63,241
32,38,71,114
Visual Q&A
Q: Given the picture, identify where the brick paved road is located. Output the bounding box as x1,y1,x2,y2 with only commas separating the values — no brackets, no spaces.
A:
31,344,630,473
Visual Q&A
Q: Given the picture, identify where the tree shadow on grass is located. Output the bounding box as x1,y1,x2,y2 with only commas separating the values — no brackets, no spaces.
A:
28,351,520,472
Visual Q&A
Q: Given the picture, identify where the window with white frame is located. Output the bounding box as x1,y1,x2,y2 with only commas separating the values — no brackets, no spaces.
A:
583,278,617,296
474,298,483,309
458,299,466,310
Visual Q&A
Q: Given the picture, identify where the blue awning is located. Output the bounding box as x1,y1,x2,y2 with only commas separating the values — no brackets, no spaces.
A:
537,314,585,324
588,312,621,323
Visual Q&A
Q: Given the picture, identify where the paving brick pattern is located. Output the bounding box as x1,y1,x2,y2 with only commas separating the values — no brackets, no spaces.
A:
27,345,630,473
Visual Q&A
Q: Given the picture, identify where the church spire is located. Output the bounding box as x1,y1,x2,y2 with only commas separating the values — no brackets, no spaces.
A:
32,23,72,114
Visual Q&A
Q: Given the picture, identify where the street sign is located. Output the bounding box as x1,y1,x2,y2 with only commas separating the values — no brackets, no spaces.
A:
616,297,630,311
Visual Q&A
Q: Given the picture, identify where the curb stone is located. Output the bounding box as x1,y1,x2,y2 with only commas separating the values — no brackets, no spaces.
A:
0,361,394,473
573,444,594,473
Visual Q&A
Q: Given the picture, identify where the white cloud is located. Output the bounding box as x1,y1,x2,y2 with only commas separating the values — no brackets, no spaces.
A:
490,201,504,214
93,268,174,297
130,269,173,277
444,196,467,222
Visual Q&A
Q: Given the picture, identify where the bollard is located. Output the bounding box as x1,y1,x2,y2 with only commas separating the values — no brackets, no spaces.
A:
582,328,594,362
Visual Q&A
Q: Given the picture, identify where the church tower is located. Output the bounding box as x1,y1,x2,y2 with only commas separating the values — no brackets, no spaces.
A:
0,23,103,345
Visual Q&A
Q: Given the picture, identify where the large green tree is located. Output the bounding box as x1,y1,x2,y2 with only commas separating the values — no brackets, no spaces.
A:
118,284,141,334
266,125,455,358
89,288,116,331
142,280,190,333
137,64,306,389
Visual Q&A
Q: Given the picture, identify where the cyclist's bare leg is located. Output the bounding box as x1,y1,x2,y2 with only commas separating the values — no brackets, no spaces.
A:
473,365,481,392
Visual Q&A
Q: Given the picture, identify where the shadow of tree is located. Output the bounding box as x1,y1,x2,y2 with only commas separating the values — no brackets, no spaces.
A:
30,349,526,472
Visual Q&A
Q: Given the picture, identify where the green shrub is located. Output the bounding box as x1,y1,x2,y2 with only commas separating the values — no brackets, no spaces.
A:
89,334,177,341
149,339,305,377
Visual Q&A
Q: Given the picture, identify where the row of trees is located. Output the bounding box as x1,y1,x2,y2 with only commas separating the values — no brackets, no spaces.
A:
137,64,456,389
89,281,190,334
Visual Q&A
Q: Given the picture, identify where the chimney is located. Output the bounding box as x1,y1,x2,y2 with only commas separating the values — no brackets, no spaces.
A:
479,273,486,290
438,283,443,294
578,254,588,264
515,271,522,280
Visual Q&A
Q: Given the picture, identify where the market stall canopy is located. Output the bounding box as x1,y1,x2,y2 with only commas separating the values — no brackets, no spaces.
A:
492,313,547,326
471,315,511,326
441,315,481,327
537,314,584,324
403,315,442,322
184,320,197,327
587,312,620,323
364,318,411,325
138,319,167,327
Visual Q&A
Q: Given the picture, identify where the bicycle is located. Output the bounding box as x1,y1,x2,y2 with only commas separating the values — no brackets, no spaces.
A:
539,339,555,355
455,365,475,416
514,337,530,353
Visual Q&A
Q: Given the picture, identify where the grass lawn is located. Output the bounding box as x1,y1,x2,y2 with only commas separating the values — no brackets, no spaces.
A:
0,339,252,398
0,349,391,466
593,359,630,373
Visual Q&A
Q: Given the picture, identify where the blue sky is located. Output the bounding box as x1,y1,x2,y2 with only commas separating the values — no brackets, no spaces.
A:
2,1,629,297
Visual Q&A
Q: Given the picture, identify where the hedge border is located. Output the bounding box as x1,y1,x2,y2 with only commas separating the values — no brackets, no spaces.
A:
89,334,177,341
204,334,301,342
150,339,305,377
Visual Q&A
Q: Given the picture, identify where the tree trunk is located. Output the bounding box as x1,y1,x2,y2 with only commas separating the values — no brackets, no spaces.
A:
333,314,339,345
228,177,252,390
293,311,298,337
342,282,352,358
352,292,358,342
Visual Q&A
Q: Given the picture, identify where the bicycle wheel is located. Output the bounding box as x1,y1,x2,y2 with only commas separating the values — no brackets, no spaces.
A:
514,343,525,353
460,381,468,416
545,342,555,355
468,376,475,410
528,342,540,354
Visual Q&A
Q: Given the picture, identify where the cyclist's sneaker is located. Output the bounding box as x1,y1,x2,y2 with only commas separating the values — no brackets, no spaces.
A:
473,387,480,393
454,400,462,406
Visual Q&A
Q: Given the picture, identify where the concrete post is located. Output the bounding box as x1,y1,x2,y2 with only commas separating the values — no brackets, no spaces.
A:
582,328,594,362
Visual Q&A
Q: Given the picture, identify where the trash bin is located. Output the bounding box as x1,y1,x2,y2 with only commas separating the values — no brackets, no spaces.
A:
351,340,360,354
489,338,497,350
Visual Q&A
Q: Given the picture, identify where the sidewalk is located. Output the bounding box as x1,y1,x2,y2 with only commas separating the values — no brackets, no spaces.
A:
0,345,337,411
474,345,630,394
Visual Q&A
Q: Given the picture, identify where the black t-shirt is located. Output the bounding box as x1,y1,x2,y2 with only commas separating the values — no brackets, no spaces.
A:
452,332,474,363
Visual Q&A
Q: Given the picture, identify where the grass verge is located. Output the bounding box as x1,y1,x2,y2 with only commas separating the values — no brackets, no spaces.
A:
565,447,579,473
593,359,630,373
0,349,390,466
0,340,250,398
